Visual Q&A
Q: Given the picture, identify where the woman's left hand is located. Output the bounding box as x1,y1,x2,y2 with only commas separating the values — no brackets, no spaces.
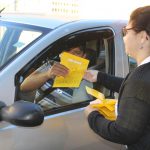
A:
84,105,98,117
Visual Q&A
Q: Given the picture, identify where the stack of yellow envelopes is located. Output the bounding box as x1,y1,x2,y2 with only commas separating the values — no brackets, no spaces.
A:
86,86,117,121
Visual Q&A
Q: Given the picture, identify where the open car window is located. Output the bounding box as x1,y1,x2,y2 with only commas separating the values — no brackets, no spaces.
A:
16,28,115,114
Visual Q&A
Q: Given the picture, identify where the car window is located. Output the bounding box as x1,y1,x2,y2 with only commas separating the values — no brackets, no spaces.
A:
0,23,47,67
0,26,6,41
128,57,137,71
15,30,41,53
16,28,115,113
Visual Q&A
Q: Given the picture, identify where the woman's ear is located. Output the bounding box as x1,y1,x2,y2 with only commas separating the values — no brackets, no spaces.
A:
146,35,149,40
140,31,148,44
140,31,150,50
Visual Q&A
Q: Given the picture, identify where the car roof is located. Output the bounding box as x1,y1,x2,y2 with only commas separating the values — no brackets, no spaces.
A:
0,13,127,30
0,13,66,29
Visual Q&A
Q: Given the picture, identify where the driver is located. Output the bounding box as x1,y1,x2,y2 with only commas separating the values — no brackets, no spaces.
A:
20,46,91,108
20,46,86,92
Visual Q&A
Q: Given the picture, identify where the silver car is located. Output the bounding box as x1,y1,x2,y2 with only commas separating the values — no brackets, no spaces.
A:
0,14,135,150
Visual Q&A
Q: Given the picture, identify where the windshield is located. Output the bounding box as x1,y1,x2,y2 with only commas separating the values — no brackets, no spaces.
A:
0,21,50,67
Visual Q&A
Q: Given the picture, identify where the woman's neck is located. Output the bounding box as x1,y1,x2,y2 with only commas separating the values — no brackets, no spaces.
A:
136,51,150,66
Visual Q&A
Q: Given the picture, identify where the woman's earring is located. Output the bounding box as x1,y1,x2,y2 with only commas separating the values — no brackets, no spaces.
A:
140,45,143,49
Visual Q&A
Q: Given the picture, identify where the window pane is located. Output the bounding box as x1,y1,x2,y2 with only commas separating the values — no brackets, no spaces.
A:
0,26,6,42
128,57,137,71
15,30,42,53
0,24,43,67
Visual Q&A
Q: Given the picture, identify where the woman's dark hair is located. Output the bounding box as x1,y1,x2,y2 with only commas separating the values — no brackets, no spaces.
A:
130,5,150,36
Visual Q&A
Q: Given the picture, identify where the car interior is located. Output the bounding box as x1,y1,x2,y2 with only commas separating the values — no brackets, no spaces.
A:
15,28,115,114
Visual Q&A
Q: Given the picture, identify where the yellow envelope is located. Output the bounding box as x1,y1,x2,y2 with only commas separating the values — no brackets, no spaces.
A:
86,86,105,101
53,52,89,87
86,86,117,120
91,99,116,111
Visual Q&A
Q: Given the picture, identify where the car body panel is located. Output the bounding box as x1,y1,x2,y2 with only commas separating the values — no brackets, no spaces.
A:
0,109,121,150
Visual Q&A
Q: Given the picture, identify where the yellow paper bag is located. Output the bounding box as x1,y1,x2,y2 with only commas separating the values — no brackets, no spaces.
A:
53,52,89,87
86,86,117,121
91,100,117,121
86,86,105,101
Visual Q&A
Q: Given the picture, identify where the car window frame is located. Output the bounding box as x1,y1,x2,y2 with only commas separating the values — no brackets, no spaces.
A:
15,27,116,116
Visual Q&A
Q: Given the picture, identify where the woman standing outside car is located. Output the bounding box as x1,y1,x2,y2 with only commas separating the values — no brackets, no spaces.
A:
84,6,150,150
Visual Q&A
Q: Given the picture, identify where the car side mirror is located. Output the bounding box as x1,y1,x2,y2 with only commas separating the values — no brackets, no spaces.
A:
0,101,44,127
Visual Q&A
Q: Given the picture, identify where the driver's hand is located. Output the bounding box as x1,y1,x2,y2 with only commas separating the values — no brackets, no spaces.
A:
83,70,98,82
47,62,69,79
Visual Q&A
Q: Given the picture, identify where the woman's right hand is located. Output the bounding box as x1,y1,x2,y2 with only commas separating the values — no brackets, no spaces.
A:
83,70,98,82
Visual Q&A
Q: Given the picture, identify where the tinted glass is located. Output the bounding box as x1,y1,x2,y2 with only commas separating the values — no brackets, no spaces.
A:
0,23,48,67
128,57,137,71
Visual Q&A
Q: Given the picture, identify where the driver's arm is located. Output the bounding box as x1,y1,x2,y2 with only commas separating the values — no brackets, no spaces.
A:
20,62,69,92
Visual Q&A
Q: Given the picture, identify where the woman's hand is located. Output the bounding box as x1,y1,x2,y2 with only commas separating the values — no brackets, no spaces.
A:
84,104,99,117
83,70,98,82
90,99,103,105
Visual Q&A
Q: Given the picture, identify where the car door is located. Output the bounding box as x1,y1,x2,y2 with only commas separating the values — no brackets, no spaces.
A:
0,21,127,150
